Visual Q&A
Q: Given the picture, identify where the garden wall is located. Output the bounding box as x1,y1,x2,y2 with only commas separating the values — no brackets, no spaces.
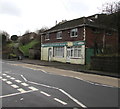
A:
90,56,119,73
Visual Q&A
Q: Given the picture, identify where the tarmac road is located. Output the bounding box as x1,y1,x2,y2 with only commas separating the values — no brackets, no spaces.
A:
0,60,119,108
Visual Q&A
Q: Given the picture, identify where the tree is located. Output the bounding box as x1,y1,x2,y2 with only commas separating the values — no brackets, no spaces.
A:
102,1,120,14
36,27,49,35
0,31,10,45
11,35,18,41
2,34,7,45
101,1,120,54
25,30,30,34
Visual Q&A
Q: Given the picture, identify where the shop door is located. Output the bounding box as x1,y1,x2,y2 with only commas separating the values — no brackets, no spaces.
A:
66,48,71,62
48,48,52,61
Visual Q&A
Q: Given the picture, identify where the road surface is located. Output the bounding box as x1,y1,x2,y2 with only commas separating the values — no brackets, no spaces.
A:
0,60,119,108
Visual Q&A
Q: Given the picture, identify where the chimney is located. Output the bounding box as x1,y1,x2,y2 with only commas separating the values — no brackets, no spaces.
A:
56,20,57,25
83,17,86,24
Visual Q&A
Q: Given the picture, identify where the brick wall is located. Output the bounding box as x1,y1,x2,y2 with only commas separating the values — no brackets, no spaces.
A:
86,27,118,48
42,27,84,44
42,26,118,50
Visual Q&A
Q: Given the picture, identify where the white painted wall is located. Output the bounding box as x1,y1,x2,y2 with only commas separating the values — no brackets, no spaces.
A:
41,45,85,65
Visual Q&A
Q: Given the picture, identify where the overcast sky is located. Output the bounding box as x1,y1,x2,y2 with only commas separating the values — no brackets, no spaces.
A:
0,0,118,36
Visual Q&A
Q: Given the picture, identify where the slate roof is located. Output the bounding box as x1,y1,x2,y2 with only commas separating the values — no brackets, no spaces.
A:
48,17,85,32
42,14,117,34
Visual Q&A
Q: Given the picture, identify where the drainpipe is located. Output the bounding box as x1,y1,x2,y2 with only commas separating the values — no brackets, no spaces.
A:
103,30,106,53
83,17,86,65
40,34,43,60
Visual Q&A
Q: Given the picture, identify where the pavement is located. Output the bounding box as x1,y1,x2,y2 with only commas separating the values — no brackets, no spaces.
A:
14,58,120,88
18,58,119,78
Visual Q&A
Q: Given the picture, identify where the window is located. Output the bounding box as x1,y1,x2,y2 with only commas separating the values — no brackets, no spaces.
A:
56,31,62,39
71,46,82,58
70,28,78,37
45,33,49,40
53,47,64,57
106,30,112,36
92,28,100,34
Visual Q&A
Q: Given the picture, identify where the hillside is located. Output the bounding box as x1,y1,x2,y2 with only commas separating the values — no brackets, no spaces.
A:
19,39,40,57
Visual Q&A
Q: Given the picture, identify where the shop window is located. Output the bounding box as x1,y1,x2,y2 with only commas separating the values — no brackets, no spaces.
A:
53,47,64,57
71,46,82,58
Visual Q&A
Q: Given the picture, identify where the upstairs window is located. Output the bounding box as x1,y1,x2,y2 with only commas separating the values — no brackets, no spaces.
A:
106,30,112,36
45,33,50,40
56,31,62,39
70,28,78,37
92,28,100,34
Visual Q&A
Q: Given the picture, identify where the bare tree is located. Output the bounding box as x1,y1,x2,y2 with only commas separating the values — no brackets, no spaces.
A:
102,1,120,14
25,30,30,34
36,27,49,35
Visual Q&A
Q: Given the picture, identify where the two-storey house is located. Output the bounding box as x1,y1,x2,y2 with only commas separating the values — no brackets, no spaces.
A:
41,14,118,65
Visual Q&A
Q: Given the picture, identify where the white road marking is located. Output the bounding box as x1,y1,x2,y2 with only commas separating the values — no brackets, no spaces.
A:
21,75,27,82
53,73,116,88
28,86,38,91
15,63,116,88
54,98,67,105
2,70,88,107
20,98,24,100
2,74,7,76
15,80,22,83
10,77,15,80
40,91,51,97
40,69,48,73
26,81,87,107
6,81,12,85
11,84,19,88
2,79,7,81
75,77,84,81
0,89,37,98
20,75,87,107
17,88,26,93
28,81,59,89
21,83,29,86
59,89,87,108
101,84,114,88
85,81,94,84
6,75,11,78
0,76,2,79
12,64,47,73
9,71,113,107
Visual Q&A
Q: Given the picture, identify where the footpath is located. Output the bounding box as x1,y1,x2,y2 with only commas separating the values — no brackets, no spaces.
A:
14,58,119,87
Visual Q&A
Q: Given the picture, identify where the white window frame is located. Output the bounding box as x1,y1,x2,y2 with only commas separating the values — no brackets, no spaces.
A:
71,46,82,58
53,47,64,58
56,31,62,39
70,28,78,37
45,33,50,40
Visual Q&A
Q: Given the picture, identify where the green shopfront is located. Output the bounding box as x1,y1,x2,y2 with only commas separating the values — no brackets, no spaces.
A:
41,41,86,64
